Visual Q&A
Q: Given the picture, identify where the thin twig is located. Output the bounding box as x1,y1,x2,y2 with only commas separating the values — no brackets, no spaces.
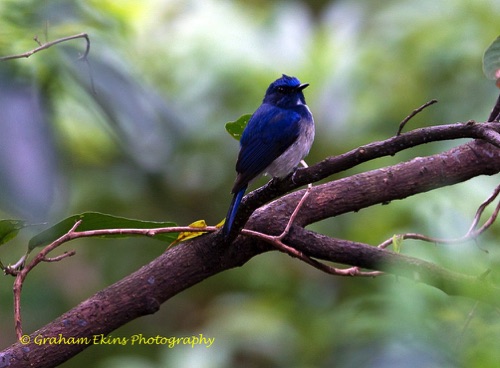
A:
378,183,500,249
0,32,96,94
279,187,311,238
466,184,500,236
471,198,500,238
33,35,43,47
280,160,313,238
67,225,219,238
4,224,219,275
397,99,438,135
0,33,90,61
43,251,77,263
13,220,83,340
242,229,382,277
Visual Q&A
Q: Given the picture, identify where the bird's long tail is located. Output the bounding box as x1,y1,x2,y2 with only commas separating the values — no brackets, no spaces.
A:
222,185,247,237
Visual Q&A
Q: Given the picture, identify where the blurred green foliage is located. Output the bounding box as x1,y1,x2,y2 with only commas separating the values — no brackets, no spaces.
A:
1,0,500,367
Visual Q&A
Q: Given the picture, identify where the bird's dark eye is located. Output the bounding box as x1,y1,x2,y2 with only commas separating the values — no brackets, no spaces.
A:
277,87,285,93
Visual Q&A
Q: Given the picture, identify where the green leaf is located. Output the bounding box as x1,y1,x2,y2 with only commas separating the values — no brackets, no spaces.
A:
0,220,27,246
483,36,500,82
28,212,178,250
225,113,251,141
392,234,404,253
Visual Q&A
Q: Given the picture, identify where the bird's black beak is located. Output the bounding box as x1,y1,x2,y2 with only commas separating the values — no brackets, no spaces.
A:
297,83,309,90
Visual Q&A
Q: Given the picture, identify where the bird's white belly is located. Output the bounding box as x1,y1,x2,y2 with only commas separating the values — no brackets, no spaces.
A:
265,119,315,178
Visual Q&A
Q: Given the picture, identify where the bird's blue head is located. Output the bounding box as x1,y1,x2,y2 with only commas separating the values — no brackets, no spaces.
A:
263,74,309,108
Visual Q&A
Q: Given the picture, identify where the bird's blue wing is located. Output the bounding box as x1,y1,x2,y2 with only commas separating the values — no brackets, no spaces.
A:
232,104,301,193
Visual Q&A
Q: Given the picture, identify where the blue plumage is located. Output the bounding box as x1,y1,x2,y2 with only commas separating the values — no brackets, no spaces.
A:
222,74,315,237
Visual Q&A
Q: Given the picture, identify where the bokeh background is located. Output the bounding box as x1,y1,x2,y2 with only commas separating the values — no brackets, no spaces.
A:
1,0,500,367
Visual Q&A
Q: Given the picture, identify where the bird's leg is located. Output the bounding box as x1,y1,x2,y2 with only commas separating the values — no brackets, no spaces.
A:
278,160,312,240
299,160,313,195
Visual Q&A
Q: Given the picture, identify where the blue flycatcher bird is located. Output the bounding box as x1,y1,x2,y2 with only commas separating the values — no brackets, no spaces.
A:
222,74,315,236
